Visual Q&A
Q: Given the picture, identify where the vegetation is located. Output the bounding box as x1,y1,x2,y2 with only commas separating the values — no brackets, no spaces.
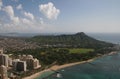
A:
53,48,94,54
7,32,114,65
69,48,94,53
8,47,114,65
6,32,115,78
7,47,115,78
29,32,114,49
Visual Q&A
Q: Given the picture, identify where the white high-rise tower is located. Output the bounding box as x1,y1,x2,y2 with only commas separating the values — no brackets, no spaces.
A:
0,65,8,79
0,54,9,67
0,48,3,54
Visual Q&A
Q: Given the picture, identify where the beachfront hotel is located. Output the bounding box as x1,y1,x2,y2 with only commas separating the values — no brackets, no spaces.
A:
0,48,41,79
17,54,41,70
15,61,27,72
0,49,8,79
0,48,3,54
26,55,41,70
0,53,9,67
0,65,8,79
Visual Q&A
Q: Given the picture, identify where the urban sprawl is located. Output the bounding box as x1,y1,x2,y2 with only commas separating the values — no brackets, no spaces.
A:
0,48,41,79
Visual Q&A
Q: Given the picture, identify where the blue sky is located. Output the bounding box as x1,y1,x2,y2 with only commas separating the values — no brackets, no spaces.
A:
0,0,120,33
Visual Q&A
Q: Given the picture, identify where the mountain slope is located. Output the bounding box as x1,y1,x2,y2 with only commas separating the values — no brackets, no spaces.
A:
30,32,114,49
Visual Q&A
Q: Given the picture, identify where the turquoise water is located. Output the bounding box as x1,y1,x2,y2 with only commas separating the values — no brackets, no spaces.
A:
35,71,54,79
36,52,120,79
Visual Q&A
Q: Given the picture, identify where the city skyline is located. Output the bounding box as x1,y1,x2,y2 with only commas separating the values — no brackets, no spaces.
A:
0,0,120,33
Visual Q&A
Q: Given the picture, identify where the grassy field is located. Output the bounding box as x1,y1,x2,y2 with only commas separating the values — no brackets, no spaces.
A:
54,48,94,54
69,48,94,53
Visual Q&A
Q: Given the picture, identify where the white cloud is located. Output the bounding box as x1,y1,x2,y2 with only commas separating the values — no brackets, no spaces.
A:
12,17,20,24
1,17,45,33
16,4,22,10
0,0,3,10
3,6,14,18
39,2,60,20
0,1,45,33
3,5,20,24
24,12,34,20
0,16,45,33
22,18,31,25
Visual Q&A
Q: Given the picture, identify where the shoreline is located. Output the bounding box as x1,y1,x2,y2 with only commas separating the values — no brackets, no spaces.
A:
22,59,94,79
22,51,117,79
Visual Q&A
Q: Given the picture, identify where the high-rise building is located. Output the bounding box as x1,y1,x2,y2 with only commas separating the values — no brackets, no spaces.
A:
13,60,27,72
26,56,41,70
26,58,34,70
0,65,8,79
0,54,9,67
12,59,20,71
8,58,12,66
0,48,3,54
16,61,27,72
33,58,41,69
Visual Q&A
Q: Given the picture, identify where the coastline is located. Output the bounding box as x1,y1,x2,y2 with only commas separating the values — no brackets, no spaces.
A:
22,59,94,79
22,51,117,79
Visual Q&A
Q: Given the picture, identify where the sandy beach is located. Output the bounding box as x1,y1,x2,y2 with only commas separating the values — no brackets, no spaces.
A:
22,59,94,79
23,51,117,79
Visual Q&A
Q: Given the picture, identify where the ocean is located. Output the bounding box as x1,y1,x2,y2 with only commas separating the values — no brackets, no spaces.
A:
88,33,120,44
36,52,120,79
1,33,120,79
34,33,120,79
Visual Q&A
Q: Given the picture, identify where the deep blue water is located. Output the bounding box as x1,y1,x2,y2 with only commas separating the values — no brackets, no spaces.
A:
37,52,120,79
88,33,120,44
35,33,120,79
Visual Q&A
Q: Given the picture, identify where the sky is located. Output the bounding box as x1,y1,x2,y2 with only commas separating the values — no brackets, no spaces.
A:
0,0,120,33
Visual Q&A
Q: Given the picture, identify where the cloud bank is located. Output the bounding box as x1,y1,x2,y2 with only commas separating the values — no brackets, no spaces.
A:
0,1,60,33
39,2,60,20
1,4,44,33
16,4,22,10
24,12,34,20
3,5,20,24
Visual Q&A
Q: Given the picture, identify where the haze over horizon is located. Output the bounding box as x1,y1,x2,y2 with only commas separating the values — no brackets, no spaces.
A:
0,0,120,33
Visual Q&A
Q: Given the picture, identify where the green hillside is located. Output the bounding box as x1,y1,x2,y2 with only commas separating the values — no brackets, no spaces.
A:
30,32,113,49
